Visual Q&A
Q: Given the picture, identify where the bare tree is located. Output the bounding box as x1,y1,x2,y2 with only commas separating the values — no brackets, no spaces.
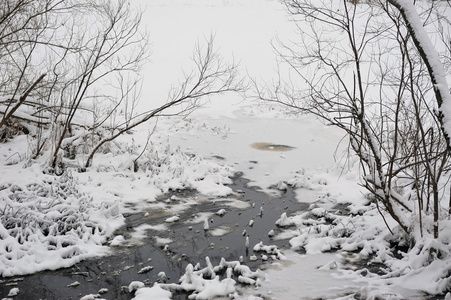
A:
387,0,451,153
386,0,451,239
0,0,149,169
0,0,243,175
0,0,63,131
45,0,149,169
84,37,243,168
256,0,451,240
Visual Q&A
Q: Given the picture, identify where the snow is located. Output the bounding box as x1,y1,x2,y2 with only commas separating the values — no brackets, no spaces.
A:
215,208,227,216
254,251,364,299
154,237,173,247
137,265,154,275
1,0,451,299
392,0,451,136
210,226,232,237
203,218,210,231
0,169,117,277
156,256,267,299
164,216,180,223
132,284,172,300
67,281,80,288
7,288,19,297
275,212,296,227
170,112,342,190
79,294,105,300
109,235,125,246
128,281,145,293
253,242,286,260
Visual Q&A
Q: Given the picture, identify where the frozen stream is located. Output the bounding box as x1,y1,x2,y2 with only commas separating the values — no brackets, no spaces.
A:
0,173,310,299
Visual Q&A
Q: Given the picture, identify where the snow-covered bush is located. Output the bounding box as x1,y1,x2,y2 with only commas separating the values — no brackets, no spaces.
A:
0,171,121,277
87,137,235,196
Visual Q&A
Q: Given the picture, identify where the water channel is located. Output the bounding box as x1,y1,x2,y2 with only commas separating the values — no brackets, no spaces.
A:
0,173,309,299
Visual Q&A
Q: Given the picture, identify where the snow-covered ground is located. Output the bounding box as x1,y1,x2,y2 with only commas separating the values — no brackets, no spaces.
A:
2,0,451,299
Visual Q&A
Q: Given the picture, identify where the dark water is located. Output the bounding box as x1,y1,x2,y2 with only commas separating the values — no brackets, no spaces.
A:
0,173,308,300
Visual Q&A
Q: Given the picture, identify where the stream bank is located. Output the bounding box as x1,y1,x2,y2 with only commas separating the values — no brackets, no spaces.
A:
0,173,307,299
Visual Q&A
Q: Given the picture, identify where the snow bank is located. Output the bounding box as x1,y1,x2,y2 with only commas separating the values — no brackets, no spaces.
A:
0,114,238,277
0,171,121,277
83,126,235,199
276,165,451,297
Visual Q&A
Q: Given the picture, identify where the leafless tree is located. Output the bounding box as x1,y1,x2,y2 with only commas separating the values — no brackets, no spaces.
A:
45,0,149,169
0,0,149,146
84,37,244,168
0,0,243,175
256,0,451,240
385,0,451,239
0,0,64,131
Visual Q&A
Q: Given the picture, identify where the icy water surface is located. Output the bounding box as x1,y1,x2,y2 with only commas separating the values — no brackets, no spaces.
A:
0,173,308,299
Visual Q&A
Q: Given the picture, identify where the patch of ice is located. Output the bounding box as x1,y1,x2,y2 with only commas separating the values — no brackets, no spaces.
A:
127,224,153,244
210,226,231,237
257,250,363,299
155,237,173,246
186,212,214,224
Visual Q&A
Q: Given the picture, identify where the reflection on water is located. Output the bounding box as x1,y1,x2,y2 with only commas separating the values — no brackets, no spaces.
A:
251,142,296,151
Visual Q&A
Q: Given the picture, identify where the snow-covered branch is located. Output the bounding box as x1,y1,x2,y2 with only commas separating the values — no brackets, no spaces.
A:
388,0,451,151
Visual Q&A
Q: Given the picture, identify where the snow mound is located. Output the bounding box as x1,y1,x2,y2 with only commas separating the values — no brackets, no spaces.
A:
287,169,329,190
92,139,235,197
132,284,172,300
275,212,296,227
253,242,286,260
0,172,120,277
155,256,265,299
